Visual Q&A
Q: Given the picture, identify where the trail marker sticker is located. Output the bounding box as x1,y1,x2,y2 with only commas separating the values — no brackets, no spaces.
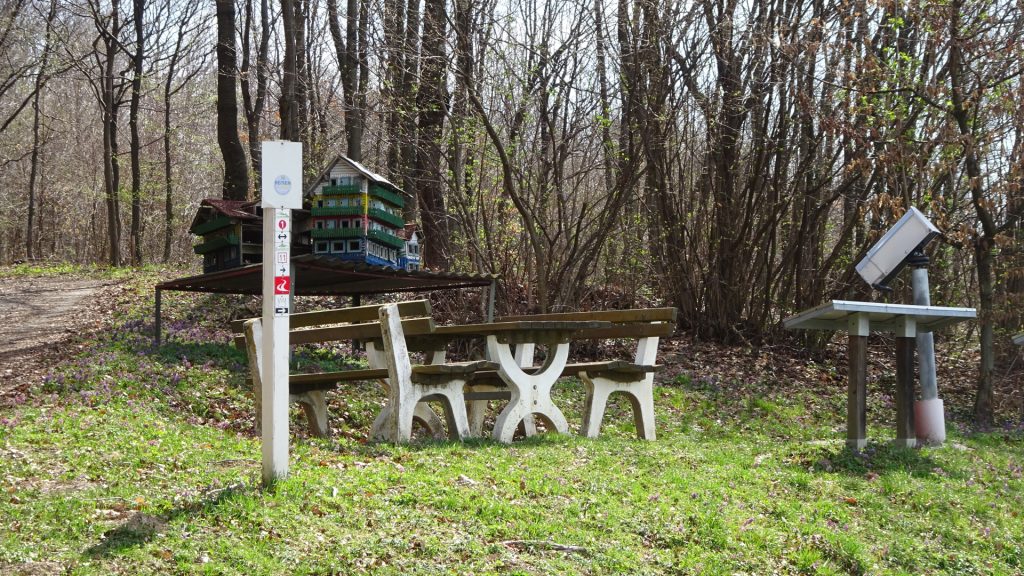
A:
274,276,290,295
274,294,289,315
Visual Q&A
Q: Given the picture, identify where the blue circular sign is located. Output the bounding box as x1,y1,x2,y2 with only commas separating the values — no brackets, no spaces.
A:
273,175,292,196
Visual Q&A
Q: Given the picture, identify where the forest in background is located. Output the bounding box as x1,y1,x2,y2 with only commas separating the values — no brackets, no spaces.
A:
1,0,1021,423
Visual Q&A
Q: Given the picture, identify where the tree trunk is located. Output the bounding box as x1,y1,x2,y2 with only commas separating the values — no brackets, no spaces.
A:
128,0,144,266
26,0,57,260
100,3,122,266
241,0,269,188
216,0,249,200
415,0,450,270
279,0,299,140
947,4,998,427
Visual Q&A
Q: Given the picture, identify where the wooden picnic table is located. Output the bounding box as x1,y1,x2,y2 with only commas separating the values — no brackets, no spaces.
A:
416,320,611,443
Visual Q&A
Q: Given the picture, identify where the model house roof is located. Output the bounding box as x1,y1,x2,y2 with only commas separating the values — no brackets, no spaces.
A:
199,198,259,220
305,155,404,196
189,198,260,232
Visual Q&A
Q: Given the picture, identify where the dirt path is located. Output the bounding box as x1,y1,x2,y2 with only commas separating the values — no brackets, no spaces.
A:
0,276,116,403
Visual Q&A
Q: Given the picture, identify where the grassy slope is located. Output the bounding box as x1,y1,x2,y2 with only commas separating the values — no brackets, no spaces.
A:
0,265,1022,575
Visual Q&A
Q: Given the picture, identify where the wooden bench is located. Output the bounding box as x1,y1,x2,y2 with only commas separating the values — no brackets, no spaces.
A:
233,300,449,438
373,303,498,442
489,307,677,439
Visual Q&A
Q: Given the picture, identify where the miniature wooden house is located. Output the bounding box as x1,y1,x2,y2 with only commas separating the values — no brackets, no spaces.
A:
189,199,310,273
189,199,263,273
304,156,422,270
397,224,422,271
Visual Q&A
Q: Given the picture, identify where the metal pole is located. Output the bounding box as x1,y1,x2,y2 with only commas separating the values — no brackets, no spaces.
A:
909,248,944,444
909,251,937,400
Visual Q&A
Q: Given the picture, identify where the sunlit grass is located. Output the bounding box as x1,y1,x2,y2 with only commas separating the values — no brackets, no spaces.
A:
1,267,1022,575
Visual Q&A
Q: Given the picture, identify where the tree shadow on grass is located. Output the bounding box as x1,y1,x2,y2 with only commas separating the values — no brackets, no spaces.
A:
792,441,964,481
84,483,248,558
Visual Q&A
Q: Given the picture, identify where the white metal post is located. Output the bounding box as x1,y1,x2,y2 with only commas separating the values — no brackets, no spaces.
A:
260,141,302,485
261,207,291,484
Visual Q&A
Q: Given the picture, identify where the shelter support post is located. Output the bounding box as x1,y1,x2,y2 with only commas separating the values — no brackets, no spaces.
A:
487,279,496,323
351,294,362,355
846,314,869,450
154,289,162,346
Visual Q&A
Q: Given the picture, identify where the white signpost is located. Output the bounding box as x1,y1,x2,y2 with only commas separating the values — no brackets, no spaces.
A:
260,140,302,485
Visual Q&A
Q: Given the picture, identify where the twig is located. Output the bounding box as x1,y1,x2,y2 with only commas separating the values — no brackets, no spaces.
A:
501,540,589,554
202,481,246,499
208,458,259,466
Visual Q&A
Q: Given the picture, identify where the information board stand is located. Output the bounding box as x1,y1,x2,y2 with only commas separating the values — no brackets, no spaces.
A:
784,301,975,449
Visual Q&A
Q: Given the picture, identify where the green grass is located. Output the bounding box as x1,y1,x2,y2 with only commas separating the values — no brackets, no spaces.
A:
1,266,1023,574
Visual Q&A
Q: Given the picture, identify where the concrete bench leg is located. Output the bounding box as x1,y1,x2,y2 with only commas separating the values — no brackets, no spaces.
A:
367,345,446,440
464,342,538,439
371,401,446,441
377,304,472,443
294,391,330,438
429,380,472,441
579,373,656,440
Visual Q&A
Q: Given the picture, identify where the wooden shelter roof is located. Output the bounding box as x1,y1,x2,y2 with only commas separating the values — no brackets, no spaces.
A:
155,254,496,296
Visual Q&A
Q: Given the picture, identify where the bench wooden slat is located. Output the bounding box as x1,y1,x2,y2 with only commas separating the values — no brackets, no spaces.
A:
290,317,434,345
290,368,389,384
412,360,499,376
497,307,678,324
570,323,675,340
230,299,431,333
468,361,660,385
232,316,435,349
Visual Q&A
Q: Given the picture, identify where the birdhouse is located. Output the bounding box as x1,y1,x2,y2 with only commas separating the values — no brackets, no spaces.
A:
188,199,263,273
304,155,423,270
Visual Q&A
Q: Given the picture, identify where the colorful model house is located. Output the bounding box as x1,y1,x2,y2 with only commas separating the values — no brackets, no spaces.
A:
397,223,422,271
189,199,263,273
305,156,422,270
189,198,310,273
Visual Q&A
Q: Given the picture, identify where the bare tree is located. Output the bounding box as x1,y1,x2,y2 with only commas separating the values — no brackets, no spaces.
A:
215,0,248,200
240,0,270,187
26,0,58,260
162,0,208,261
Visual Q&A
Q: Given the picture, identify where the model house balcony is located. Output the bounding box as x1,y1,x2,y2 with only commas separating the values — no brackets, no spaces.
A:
311,206,364,217
368,229,405,250
369,185,404,207
193,233,239,254
368,207,405,228
321,184,361,195
310,228,364,239
191,216,233,236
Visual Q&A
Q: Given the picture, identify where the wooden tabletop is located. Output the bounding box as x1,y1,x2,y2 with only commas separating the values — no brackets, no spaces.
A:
431,320,611,344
